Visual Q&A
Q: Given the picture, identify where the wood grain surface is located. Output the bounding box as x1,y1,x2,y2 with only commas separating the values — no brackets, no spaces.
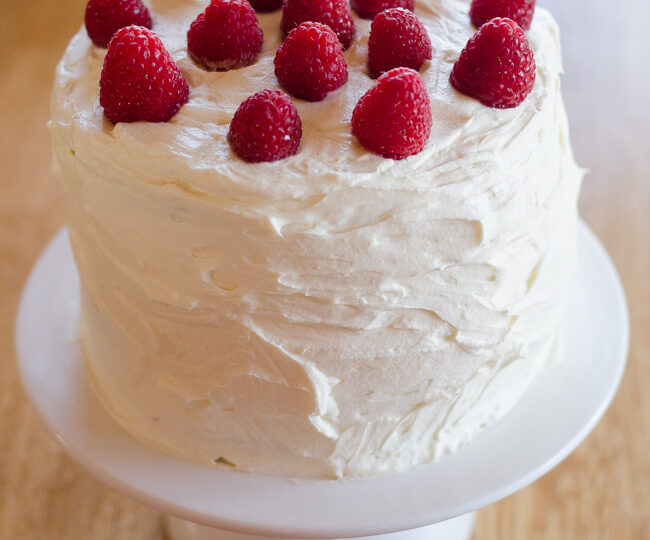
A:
1,0,648,538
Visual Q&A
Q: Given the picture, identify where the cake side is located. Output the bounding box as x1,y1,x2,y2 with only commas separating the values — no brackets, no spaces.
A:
51,0,584,477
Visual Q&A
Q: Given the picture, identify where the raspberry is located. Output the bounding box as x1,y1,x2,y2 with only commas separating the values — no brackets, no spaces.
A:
228,89,302,162
450,18,536,109
368,8,432,79
351,0,414,20
249,0,283,12
188,0,263,71
274,23,348,102
281,0,356,50
84,0,152,48
100,26,189,123
470,0,536,31
352,67,431,160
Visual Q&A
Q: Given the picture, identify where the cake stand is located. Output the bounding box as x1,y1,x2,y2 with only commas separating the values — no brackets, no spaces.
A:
15,222,629,540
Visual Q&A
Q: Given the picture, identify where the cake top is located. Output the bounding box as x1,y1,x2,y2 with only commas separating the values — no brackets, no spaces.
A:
52,0,562,201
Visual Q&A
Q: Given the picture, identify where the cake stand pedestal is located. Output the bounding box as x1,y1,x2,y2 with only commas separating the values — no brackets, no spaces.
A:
15,223,629,540
163,513,475,540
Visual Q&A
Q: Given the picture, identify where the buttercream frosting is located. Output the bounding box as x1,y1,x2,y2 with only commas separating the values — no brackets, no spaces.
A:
50,0,584,477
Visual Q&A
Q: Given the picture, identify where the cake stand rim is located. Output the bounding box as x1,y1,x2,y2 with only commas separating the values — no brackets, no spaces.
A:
14,221,630,539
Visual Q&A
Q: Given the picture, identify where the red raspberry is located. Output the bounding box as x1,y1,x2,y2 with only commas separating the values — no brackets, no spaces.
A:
281,0,356,50
100,26,189,124
351,0,414,20
249,0,283,12
274,23,348,102
352,67,431,160
450,18,536,109
84,0,152,48
228,90,302,162
470,0,536,31
188,0,263,71
368,8,432,79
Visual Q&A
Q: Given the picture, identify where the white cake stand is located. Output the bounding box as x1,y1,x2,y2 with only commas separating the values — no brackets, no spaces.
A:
15,222,629,540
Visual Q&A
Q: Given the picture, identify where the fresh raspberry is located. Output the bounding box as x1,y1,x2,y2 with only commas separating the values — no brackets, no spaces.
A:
228,89,302,162
470,0,536,31
352,67,431,160
281,0,356,49
100,26,189,123
368,8,432,79
188,0,263,71
274,23,348,102
249,0,283,12
351,0,414,20
84,0,152,48
450,18,536,109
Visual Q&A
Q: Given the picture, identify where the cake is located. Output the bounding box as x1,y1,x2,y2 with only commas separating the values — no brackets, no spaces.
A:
50,0,584,478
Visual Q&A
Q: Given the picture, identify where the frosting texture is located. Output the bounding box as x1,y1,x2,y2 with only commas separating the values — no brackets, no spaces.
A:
51,0,584,477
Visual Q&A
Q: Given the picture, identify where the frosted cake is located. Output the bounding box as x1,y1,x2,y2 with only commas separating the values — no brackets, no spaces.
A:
50,0,583,477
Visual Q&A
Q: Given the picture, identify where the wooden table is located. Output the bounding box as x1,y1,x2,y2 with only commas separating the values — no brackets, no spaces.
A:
1,1,648,538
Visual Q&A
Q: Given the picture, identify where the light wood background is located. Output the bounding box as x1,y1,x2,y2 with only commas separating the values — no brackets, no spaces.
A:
1,0,648,538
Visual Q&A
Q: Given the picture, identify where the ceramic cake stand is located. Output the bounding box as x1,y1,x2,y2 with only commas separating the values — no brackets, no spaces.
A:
15,222,629,540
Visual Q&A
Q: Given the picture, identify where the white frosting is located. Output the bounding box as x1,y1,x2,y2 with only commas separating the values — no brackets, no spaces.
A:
50,0,584,477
